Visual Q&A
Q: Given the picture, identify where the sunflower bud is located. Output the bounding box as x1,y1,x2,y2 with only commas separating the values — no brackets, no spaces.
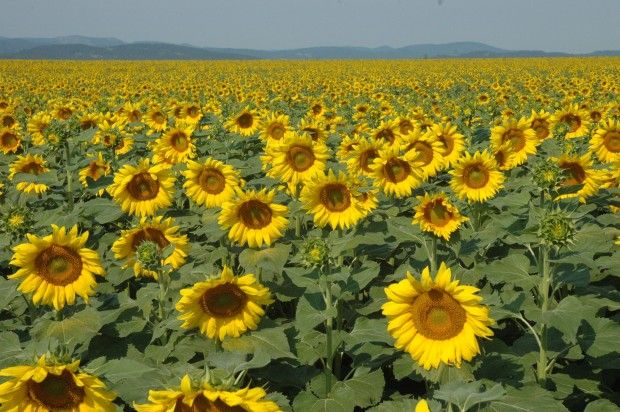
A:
538,209,576,248
531,161,562,191
135,240,161,272
301,237,329,267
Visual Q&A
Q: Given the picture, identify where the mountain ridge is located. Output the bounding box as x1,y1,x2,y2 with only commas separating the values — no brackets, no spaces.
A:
0,36,617,60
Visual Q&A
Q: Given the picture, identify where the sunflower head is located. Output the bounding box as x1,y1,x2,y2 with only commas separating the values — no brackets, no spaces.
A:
382,262,494,370
176,266,274,340
0,355,116,411
538,208,576,249
450,151,505,203
301,237,329,267
413,193,468,241
531,160,563,192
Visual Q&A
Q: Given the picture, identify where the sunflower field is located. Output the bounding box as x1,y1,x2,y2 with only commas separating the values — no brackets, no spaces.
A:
0,58,619,411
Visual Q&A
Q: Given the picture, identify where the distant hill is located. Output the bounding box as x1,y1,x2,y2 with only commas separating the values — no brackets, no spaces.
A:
0,36,123,54
0,36,617,60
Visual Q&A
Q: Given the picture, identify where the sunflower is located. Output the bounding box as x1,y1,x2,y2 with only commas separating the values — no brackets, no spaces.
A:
428,122,465,168
219,189,288,248
152,124,196,164
176,266,273,340
260,113,290,144
371,120,401,146
491,142,518,171
0,356,116,411
346,138,386,178
144,106,168,134
181,103,202,124
553,153,602,202
490,117,537,168
413,193,468,240
107,159,175,217
300,170,366,229
112,216,188,279
382,262,494,370
8,154,50,194
79,112,101,130
589,119,620,163
450,151,505,203
120,101,143,123
552,104,591,139
27,111,52,146
371,146,422,198
225,107,261,137
396,116,416,136
404,128,445,179
9,225,105,310
0,128,21,154
78,152,111,196
528,109,554,141
298,117,326,142
183,158,242,208
134,374,281,412
264,132,329,188
0,111,18,129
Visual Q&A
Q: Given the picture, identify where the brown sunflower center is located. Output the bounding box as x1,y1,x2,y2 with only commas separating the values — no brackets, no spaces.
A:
200,283,248,318
35,245,82,285
494,149,507,168
88,162,106,180
187,106,199,117
312,104,322,115
170,131,190,152
560,114,581,132
57,108,72,120
384,158,411,183
410,288,467,340
502,128,525,152
131,228,170,251
399,120,414,135
268,123,285,140
302,127,320,141
531,119,550,139
375,129,396,144
320,183,351,212
238,199,273,229
127,172,160,201
81,119,97,130
437,133,455,156
359,149,378,173
2,114,16,127
411,141,433,166
603,131,620,153
28,370,85,410
590,111,602,122
236,113,253,129
287,145,316,172
153,112,166,124
423,200,453,227
20,161,45,175
463,163,490,189
1,130,18,147
198,168,226,194
175,394,246,412
560,162,586,186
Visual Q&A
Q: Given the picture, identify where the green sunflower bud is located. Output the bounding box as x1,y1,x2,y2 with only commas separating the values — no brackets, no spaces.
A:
301,237,329,267
531,161,562,192
135,240,161,271
538,209,576,248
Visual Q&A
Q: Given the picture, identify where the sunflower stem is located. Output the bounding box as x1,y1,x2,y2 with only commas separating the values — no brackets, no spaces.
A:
536,244,551,383
324,273,334,395
430,236,438,274
295,214,302,238
63,138,73,211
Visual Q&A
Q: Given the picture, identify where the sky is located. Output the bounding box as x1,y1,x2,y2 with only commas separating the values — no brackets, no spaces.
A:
2,0,619,53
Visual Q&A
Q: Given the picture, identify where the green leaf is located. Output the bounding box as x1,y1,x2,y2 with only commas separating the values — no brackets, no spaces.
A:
542,296,595,343
82,198,123,224
487,384,568,411
434,381,505,411
477,254,536,290
0,332,24,368
584,399,619,412
222,327,295,372
579,317,620,359
332,368,385,408
348,317,391,346
295,292,327,334
31,307,103,345
0,276,19,308
238,243,291,280
293,384,356,412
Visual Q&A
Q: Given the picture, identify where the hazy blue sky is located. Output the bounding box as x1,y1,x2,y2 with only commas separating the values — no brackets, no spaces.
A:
2,0,619,52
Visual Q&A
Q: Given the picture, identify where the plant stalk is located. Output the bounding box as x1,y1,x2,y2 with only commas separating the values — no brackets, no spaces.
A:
64,139,73,210
537,244,550,382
